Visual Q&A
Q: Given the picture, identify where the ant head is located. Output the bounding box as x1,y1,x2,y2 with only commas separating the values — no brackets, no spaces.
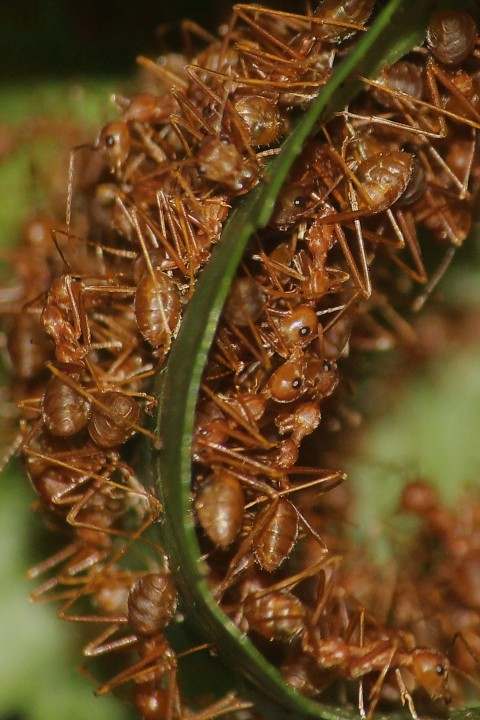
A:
411,648,451,702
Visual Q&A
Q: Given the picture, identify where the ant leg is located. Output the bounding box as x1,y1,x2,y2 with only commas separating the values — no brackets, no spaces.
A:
365,642,397,719
95,635,175,694
395,668,419,720
188,693,252,720
83,624,137,658
412,246,456,312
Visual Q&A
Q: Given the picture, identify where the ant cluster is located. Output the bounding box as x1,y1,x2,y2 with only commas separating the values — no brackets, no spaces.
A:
1,2,480,719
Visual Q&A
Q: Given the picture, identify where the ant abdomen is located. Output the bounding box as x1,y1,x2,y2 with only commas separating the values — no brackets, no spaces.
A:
134,268,182,351
127,573,178,637
243,589,306,642
42,373,91,437
373,61,424,109
133,681,170,720
120,92,179,124
233,94,285,147
253,499,298,572
195,471,245,549
313,0,375,43
427,11,478,66
88,391,141,448
357,151,414,214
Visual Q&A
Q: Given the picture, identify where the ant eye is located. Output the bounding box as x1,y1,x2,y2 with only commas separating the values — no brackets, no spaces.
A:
436,664,446,676
323,360,331,372
292,377,302,389
299,326,310,337
293,196,305,208
105,135,115,147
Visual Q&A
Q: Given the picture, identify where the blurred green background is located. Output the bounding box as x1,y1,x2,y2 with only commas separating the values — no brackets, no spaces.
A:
1,2,480,720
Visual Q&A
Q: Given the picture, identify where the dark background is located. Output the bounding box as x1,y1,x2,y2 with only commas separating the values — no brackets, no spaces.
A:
0,0,237,79
0,0,304,79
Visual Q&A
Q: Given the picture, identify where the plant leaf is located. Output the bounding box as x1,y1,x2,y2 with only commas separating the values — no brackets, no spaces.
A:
154,1,468,718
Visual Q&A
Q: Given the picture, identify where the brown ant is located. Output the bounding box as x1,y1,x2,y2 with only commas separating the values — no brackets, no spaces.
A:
426,10,478,67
